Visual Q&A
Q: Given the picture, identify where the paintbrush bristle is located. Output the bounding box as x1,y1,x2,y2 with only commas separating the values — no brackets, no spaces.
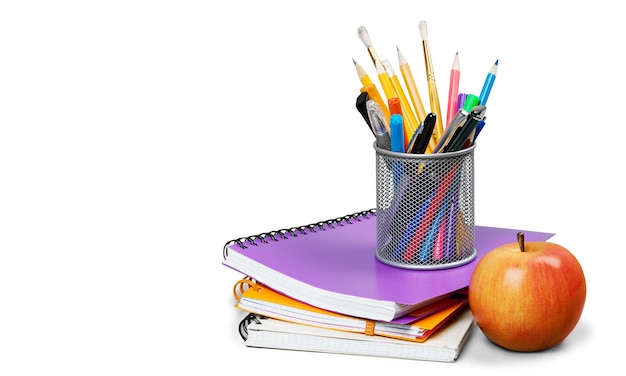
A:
357,26,372,47
418,21,428,40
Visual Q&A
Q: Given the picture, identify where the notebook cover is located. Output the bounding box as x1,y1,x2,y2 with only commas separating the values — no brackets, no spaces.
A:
224,211,554,306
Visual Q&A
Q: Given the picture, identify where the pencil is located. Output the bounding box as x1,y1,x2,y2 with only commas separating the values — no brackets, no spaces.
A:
479,59,498,106
446,52,460,129
419,21,444,146
396,46,427,124
375,59,398,104
353,58,374,87
383,59,420,150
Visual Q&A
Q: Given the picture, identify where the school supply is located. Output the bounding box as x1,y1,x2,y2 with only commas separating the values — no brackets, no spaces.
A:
446,52,460,128
384,59,419,147
360,83,390,122
374,147,475,269
366,100,390,150
238,305,475,362
479,59,498,105
355,24,498,154
353,58,374,87
355,91,372,131
222,208,555,322
419,21,444,144
233,278,468,342
409,113,436,154
396,46,427,125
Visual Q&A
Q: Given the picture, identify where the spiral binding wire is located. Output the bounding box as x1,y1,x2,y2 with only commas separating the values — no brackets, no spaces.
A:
238,313,266,341
222,208,377,259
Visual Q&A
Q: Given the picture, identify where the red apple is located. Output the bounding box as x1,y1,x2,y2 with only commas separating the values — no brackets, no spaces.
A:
468,232,586,352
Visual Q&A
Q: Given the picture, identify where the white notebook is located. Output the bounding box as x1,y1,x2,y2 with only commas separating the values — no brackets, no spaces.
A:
238,306,475,362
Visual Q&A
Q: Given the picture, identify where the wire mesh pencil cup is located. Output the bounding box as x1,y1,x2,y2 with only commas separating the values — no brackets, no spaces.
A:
374,143,477,270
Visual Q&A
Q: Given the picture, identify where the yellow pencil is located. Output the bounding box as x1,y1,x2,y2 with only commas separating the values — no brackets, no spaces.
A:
375,59,396,103
396,46,427,124
382,59,420,148
353,58,374,87
419,21,444,146
353,58,389,127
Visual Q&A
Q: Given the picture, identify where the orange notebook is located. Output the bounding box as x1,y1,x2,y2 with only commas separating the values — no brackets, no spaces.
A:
233,278,468,343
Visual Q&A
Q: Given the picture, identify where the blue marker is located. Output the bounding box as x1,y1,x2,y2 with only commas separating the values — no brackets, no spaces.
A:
390,114,404,153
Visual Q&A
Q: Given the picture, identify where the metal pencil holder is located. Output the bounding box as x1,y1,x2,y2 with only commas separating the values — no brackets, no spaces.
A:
374,143,476,270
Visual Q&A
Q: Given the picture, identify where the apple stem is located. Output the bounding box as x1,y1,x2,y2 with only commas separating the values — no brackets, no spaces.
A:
517,232,525,253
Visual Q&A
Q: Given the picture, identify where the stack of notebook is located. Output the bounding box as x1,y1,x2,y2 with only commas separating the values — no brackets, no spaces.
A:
222,209,555,362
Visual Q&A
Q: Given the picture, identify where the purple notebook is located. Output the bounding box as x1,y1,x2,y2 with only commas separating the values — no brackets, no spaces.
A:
223,209,554,321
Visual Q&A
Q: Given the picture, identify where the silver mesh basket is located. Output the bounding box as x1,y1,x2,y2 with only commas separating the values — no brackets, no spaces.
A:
374,143,476,270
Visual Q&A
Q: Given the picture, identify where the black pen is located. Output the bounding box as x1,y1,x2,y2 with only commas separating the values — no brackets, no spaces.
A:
436,94,481,153
445,105,487,152
410,113,436,154
356,91,372,133
437,113,468,153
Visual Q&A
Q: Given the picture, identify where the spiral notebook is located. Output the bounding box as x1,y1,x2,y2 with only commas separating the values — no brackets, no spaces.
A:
233,278,468,342
223,209,555,322
238,306,475,362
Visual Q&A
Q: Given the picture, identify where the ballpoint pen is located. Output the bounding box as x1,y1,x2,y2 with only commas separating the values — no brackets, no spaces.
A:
435,111,466,153
473,119,486,142
405,121,422,153
434,94,480,153
356,91,372,132
360,84,390,126
366,99,391,150
410,113,436,154
444,105,487,152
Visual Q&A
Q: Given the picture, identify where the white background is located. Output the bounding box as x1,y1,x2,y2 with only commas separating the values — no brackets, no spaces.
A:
1,1,623,374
